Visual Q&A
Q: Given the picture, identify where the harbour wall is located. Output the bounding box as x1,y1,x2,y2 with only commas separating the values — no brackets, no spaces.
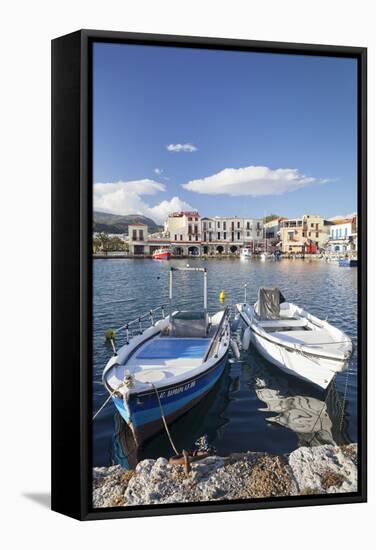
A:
93,443,357,507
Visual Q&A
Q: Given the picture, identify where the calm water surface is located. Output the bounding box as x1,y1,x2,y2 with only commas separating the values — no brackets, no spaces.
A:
93,258,358,467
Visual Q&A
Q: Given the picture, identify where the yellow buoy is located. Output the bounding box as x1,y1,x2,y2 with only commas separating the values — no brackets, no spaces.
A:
219,290,225,301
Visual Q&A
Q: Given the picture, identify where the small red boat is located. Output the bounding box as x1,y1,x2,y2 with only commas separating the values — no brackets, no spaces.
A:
152,248,171,260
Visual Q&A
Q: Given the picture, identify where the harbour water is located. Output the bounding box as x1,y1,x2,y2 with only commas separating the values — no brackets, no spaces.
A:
93,258,358,467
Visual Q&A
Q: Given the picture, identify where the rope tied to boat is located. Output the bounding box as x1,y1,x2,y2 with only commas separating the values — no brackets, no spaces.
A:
148,382,179,456
92,383,123,420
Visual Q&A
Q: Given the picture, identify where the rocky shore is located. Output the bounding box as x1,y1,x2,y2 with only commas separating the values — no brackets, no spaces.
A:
93,443,357,508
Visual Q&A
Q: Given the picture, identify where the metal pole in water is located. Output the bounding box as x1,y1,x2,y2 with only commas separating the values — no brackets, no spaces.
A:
203,268,208,312
244,283,248,303
169,267,173,317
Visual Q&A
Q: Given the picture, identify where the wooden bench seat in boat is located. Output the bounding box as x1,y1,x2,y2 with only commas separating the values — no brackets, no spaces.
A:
258,318,308,329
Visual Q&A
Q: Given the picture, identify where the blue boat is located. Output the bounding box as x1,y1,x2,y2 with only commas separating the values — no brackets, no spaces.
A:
102,267,231,448
338,258,358,267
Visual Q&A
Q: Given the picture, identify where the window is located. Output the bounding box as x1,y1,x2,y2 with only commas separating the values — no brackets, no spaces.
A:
209,222,212,228
189,234,192,241
237,232,240,240
246,221,250,230
203,223,207,231
217,221,220,229
132,230,137,240
188,225,192,234
139,230,144,240
217,232,220,240
237,222,240,229
247,231,250,237
231,222,234,230
188,217,192,221
316,232,319,238
203,232,206,241
195,235,198,241
223,221,226,230
223,232,227,240
231,232,234,241
344,227,348,237
311,223,314,228
180,235,183,241
174,234,177,240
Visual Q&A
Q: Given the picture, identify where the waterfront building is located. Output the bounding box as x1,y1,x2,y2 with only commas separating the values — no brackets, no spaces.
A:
199,217,265,255
264,217,287,239
201,216,244,255
127,212,268,256
165,211,201,255
128,223,149,255
243,218,264,252
280,214,329,254
325,215,358,255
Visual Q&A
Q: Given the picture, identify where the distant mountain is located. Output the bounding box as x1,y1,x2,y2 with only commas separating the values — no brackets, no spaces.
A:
93,212,163,235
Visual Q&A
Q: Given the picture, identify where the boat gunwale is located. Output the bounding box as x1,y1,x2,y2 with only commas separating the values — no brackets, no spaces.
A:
103,312,231,397
238,305,352,362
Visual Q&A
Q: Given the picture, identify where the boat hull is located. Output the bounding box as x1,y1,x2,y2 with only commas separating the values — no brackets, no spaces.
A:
112,352,229,447
152,252,170,260
250,331,343,390
338,259,357,267
237,301,351,390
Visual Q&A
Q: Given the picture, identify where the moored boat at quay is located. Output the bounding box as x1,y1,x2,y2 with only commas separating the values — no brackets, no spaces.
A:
236,287,352,390
102,267,231,448
240,247,252,260
152,248,171,260
338,258,358,267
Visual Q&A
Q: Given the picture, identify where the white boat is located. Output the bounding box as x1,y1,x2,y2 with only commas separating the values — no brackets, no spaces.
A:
102,267,231,448
240,247,252,260
236,288,352,390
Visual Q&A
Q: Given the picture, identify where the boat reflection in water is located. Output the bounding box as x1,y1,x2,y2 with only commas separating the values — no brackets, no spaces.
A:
252,362,349,447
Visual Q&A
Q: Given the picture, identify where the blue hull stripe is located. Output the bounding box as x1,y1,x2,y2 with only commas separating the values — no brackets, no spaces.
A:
112,354,227,428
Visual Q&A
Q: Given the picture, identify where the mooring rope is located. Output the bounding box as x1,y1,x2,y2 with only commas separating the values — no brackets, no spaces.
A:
149,382,179,455
339,364,351,431
92,384,123,420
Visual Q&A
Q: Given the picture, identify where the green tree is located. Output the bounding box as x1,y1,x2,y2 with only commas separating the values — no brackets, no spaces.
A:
264,214,280,223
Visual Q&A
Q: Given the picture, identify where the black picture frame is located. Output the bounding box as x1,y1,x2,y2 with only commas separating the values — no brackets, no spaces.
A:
51,29,367,521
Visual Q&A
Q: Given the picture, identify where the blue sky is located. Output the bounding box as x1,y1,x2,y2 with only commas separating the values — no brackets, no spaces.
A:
93,42,357,223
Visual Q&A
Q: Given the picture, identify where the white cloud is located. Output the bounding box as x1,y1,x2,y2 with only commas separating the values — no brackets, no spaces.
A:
154,168,164,175
182,165,327,196
93,179,194,224
166,143,198,153
147,196,195,223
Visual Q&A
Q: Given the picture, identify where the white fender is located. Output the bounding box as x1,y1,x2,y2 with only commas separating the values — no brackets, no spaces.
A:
230,339,240,360
242,327,251,351
231,313,240,332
